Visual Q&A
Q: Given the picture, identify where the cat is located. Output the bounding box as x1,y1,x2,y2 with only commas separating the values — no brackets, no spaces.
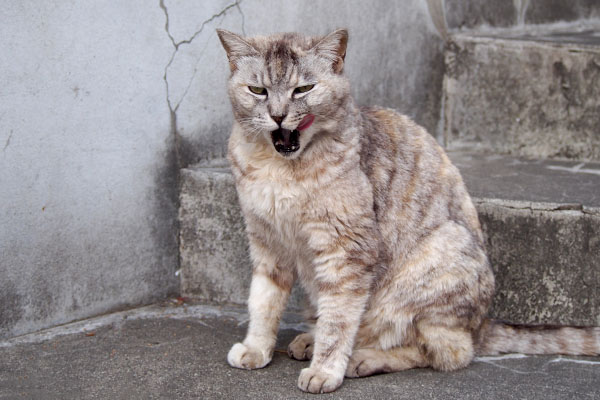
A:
216,28,599,394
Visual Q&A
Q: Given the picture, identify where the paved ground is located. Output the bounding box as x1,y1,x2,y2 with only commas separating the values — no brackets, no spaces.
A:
1,300,599,400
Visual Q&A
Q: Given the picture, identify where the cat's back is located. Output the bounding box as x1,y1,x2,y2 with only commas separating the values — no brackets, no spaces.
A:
358,107,483,255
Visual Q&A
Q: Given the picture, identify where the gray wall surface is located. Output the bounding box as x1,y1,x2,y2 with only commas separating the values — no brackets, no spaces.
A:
0,0,445,339
0,2,181,339
2,0,595,339
171,0,447,167
445,0,600,29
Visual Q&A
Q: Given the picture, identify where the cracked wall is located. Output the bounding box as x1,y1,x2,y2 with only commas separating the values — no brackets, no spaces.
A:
0,0,445,339
160,0,446,167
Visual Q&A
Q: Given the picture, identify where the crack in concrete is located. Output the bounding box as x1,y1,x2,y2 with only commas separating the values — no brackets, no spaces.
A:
474,353,543,375
159,0,245,174
159,0,177,49
160,0,244,114
547,163,600,177
547,356,600,366
172,0,245,111
3,130,13,152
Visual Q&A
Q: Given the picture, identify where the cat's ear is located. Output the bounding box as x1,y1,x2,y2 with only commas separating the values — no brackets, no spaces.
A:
311,29,348,74
216,29,259,72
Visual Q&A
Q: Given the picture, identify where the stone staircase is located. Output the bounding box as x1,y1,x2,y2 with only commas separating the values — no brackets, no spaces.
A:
179,21,600,326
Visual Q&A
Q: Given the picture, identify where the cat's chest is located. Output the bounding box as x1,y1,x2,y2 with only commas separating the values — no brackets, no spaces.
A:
237,173,308,238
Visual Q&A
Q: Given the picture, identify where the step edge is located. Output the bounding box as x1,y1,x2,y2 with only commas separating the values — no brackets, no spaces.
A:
180,166,600,216
449,31,600,53
472,197,600,216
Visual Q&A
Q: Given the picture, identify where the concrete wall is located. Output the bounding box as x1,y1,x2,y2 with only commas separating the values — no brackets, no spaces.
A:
445,0,600,29
0,0,445,339
2,0,597,340
1,0,597,340
0,1,180,339
172,0,446,167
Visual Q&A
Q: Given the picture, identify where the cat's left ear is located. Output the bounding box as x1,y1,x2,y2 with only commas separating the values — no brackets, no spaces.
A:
311,29,348,74
216,29,259,72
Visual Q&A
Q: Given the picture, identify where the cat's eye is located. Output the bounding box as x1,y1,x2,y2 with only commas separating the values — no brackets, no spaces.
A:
294,84,315,95
248,86,267,95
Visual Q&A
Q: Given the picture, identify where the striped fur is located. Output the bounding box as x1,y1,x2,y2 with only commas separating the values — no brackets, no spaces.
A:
217,29,599,394
479,321,600,356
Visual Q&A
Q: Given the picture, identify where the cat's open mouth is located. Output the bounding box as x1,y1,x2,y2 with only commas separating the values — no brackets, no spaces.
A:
271,128,300,155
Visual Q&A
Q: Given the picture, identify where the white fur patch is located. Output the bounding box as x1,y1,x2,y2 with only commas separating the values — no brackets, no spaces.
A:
227,342,249,368
248,274,282,314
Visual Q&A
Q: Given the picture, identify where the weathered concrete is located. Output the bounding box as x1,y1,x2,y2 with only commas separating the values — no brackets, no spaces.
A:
525,0,600,25
444,25,600,161
1,302,599,399
445,0,518,29
3,0,597,343
179,167,250,305
167,0,446,167
445,0,600,29
179,166,305,309
0,1,180,340
0,0,445,339
451,151,600,326
179,153,600,324
477,200,600,326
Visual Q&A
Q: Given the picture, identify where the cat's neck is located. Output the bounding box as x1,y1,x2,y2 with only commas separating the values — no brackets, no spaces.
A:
293,99,362,166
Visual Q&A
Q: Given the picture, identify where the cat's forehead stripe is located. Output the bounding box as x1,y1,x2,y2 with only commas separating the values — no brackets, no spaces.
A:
265,39,300,84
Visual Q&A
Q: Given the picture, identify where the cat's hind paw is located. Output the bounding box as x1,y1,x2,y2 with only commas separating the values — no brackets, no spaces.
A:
227,342,270,370
345,348,385,378
287,332,314,360
298,367,343,394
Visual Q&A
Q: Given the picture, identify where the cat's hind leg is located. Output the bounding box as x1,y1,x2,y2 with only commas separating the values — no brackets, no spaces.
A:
344,323,474,377
345,346,427,378
418,322,475,371
288,332,314,360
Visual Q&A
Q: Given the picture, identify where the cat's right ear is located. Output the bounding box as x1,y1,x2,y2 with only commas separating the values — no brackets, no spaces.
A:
216,29,258,72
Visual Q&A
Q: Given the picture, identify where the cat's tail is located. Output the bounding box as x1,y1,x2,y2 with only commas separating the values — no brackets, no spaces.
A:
476,319,600,356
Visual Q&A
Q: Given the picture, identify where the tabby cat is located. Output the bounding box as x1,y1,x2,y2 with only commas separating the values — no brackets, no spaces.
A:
216,28,599,394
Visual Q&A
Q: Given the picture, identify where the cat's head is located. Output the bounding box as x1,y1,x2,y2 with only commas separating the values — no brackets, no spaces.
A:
217,29,350,159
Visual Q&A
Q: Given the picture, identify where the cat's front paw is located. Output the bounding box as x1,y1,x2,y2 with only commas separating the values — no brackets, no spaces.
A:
227,342,270,370
298,367,343,394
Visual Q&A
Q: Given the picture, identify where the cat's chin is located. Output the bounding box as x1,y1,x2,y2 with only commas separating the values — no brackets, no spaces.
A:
276,149,300,158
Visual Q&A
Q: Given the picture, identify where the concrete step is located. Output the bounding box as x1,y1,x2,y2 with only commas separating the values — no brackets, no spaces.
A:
179,153,600,325
449,151,600,326
2,301,599,399
443,23,600,161
444,0,600,29
178,163,306,311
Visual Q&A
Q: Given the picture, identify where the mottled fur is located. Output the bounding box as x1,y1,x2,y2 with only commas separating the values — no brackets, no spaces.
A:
217,29,600,394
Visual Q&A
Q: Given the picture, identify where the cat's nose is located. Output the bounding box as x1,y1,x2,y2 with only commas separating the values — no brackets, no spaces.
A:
271,115,286,126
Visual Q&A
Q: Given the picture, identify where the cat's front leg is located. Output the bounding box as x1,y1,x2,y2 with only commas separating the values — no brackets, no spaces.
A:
297,284,370,393
297,227,375,393
227,237,294,370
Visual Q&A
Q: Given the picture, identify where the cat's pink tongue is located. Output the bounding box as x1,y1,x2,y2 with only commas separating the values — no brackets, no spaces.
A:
297,114,315,131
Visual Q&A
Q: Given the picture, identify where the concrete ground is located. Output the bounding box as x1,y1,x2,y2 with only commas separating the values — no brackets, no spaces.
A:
1,300,599,400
